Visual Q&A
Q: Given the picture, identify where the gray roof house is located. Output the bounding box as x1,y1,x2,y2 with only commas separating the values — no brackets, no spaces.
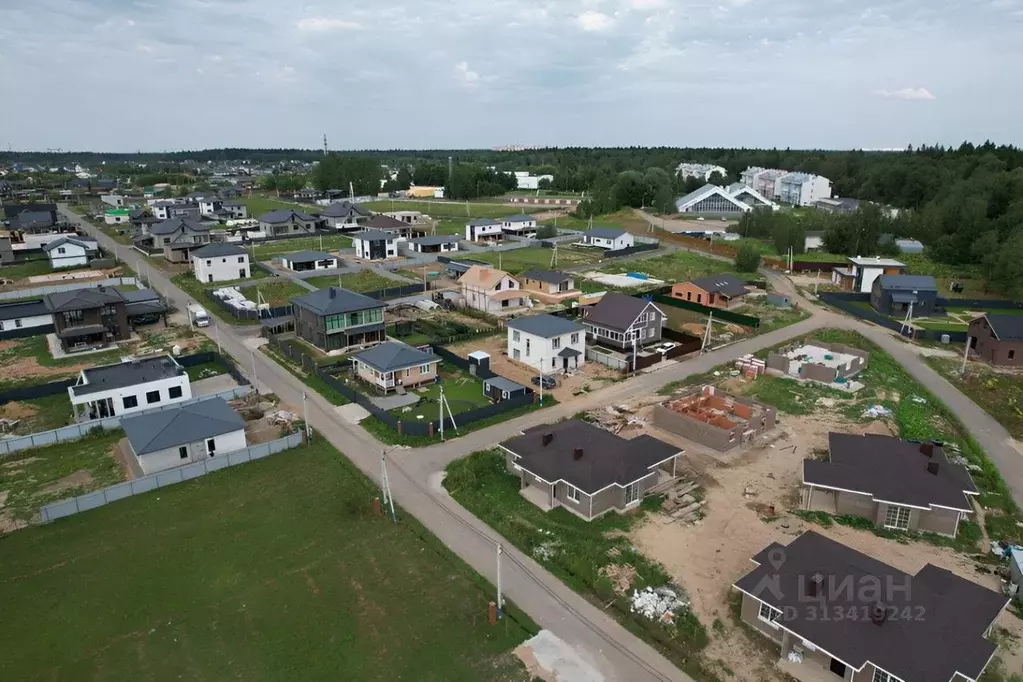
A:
148,218,212,262
409,234,459,253
500,419,682,520
12,210,56,232
350,341,441,393
581,292,666,351
506,314,584,338
870,274,939,317
279,250,339,271
734,531,1008,682
321,201,371,231
690,273,749,299
190,242,246,259
258,209,318,236
506,314,586,373
290,286,387,353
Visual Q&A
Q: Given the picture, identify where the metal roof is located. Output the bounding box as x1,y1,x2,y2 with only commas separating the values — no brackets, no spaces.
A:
978,313,1023,340
485,376,527,393
411,234,459,246
352,229,396,242
259,209,316,223
876,274,937,291
506,313,584,338
44,286,125,313
502,214,535,223
281,250,335,263
689,273,749,298
520,269,572,285
584,226,626,239
123,398,246,456
41,236,97,253
72,355,185,396
581,292,658,331
350,341,437,373
468,218,501,226
150,217,208,236
190,242,247,258
0,299,48,321
290,286,385,316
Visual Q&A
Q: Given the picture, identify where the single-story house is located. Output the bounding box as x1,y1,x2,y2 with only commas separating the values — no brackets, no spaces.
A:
579,227,634,250
733,531,1008,682
42,236,98,269
104,208,132,225
500,419,682,520
68,354,192,422
352,230,398,260
191,242,250,283
459,265,527,313
506,313,586,373
968,313,1023,366
122,398,247,476
465,218,503,242
802,433,978,537
519,269,581,304
350,341,440,394
581,292,666,351
501,214,538,237
670,273,750,309
408,234,459,254
0,299,53,337
362,214,425,240
870,274,938,317
280,250,339,272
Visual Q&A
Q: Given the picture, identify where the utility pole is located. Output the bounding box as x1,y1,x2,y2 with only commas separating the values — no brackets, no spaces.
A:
815,269,820,296
380,450,396,521
302,392,311,439
701,311,714,352
632,334,637,373
960,334,971,374
496,544,504,614
215,322,222,354
438,384,457,441
250,350,259,393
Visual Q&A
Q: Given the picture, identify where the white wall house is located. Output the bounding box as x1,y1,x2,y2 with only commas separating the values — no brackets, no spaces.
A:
675,162,727,181
776,172,833,206
352,230,398,260
501,214,538,237
43,237,96,269
465,219,504,241
198,199,223,217
581,227,634,250
191,243,251,283
104,209,131,225
68,355,193,422
0,299,53,335
506,314,586,373
100,194,126,208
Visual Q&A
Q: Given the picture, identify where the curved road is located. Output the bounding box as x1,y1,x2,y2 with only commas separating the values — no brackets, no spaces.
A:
62,206,1023,682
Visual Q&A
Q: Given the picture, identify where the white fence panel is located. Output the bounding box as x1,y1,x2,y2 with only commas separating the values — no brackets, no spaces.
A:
103,481,134,503
43,500,80,522
130,477,159,495
180,462,207,480
206,456,230,472
77,491,107,512
226,450,251,466
155,469,184,487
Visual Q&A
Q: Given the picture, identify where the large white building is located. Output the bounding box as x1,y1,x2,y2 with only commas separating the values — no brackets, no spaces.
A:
739,167,832,206
675,184,753,215
675,162,728,182
191,242,251,283
122,398,247,475
513,171,555,190
465,218,504,242
506,313,586,373
68,355,193,422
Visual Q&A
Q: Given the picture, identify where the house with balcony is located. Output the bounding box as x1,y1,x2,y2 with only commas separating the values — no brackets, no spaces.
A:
776,172,833,207
44,286,132,352
258,209,318,236
290,286,387,353
501,214,538,238
149,217,212,263
321,201,370,231
191,242,250,283
352,230,398,261
67,354,192,422
581,292,666,351
350,341,440,394
465,218,503,242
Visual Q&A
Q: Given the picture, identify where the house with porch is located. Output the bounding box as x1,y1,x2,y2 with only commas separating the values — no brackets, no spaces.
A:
45,286,132,352
802,433,978,537
579,226,634,250
321,201,370,231
459,265,527,313
581,292,666,351
506,313,586,373
291,286,387,353
465,218,503,242
519,269,581,304
122,398,246,475
500,419,682,520
258,209,318,236
350,341,440,394
149,217,212,263
67,354,191,422
733,530,1007,682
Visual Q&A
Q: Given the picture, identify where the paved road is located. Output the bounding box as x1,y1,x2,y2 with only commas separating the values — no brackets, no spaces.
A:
62,206,1023,680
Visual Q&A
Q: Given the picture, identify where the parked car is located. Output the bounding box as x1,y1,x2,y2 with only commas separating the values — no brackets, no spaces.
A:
531,375,556,389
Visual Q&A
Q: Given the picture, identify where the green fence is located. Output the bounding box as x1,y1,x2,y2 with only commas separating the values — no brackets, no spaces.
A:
651,294,760,328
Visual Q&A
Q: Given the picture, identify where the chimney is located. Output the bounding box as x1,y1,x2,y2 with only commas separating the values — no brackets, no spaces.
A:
573,447,584,460
927,461,939,475
871,603,888,626
920,442,934,457
807,573,823,597
329,287,337,299
541,432,553,447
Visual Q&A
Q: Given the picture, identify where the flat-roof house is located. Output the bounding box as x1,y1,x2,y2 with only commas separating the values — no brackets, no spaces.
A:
191,242,250,283
352,230,398,261
68,354,191,422
350,341,440,394
832,256,906,293
362,214,425,240
465,218,503,242
42,236,98,269
291,286,387,353
581,292,666,351
670,273,750,309
968,313,1023,366
279,250,339,272
258,209,318,236
0,298,53,337
45,286,131,352
500,419,682,520
506,313,586,373
519,269,581,304
675,184,753,215
501,214,538,237
580,226,634,250
459,265,526,313
122,398,247,475
104,208,132,225
149,217,212,263
408,234,459,254
321,201,370,231
814,196,860,214
803,434,978,537
870,274,938,317
776,171,832,206
733,531,1007,682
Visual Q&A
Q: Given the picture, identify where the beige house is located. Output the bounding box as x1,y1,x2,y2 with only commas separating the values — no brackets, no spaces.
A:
350,341,439,394
518,269,581,304
459,265,527,313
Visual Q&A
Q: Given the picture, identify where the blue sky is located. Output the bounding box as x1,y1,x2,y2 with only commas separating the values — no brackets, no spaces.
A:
1,0,1021,151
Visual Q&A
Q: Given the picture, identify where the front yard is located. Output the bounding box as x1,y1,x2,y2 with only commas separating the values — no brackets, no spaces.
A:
388,368,491,420
251,234,352,260
238,279,310,307
304,270,400,292
471,246,602,274
603,251,736,282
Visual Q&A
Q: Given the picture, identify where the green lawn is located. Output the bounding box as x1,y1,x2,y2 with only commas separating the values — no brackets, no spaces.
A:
362,200,512,220
239,280,310,307
0,258,60,281
0,393,75,435
391,369,490,420
733,299,812,334
184,360,226,382
603,251,736,282
305,270,399,292
252,234,352,260
926,357,1023,439
472,246,601,274
239,195,320,218
0,439,535,680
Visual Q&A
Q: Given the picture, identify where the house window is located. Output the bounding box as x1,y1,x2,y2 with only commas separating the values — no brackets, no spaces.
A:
686,291,692,301
179,446,188,459
884,505,912,530
206,438,217,455
206,260,212,266
757,602,782,628
122,395,138,409
405,368,412,378
624,483,639,505
146,390,160,404
420,364,431,374
57,247,65,254
168,386,183,399
238,256,245,263
526,339,531,356
1010,350,1016,360
14,319,22,328
566,485,580,502
872,670,903,682
570,332,579,344
63,310,84,326
552,337,561,350
513,330,520,342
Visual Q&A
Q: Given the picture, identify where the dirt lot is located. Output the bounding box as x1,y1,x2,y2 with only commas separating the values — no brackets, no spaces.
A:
445,334,621,402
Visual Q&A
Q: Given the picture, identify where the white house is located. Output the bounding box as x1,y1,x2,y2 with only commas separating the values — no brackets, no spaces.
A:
191,242,250,283
831,256,907,293
465,218,503,242
501,214,538,237
580,226,634,250
514,172,554,190
352,230,398,261
198,198,223,217
121,398,248,475
776,172,833,206
104,208,132,225
675,162,727,181
42,236,97,269
506,313,586,373
279,250,339,271
100,194,127,208
0,299,53,336
67,355,193,422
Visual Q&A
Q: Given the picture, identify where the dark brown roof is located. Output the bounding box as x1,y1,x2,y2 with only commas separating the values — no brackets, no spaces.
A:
581,292,658,331
803,434,977,511
734,531,1007,682
45,286,125,313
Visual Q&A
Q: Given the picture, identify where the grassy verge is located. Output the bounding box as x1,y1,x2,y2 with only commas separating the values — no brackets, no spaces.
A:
791,509,984,553
925,357,1023,438
260,344,351,406
471,247,600,274
304,270,398,292
0,439,536,680
603,251,736,281
0,393,75,435
252,233,352,260
238,279,309,307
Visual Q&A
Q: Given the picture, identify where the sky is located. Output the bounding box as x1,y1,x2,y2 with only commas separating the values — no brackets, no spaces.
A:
1,0,1022,152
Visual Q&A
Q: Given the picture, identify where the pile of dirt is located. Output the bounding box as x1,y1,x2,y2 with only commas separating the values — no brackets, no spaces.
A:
598,563,637,595
0,401,38,421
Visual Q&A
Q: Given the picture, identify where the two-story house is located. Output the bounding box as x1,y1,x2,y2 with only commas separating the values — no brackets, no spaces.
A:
506,313,586,373
321,201,370,231
123,398,246,475
459,265,527,313
219,201,248,220
42,236,98,269
198,198,223,217
258,209,318,236
44,286,132,352
465,218,503,242
361,214,426,240
501,214,538,238
581,292,666,351
191,242,251,283
149,217,212,262
831,256,906,293
968,313,1023,366
291,286,387,353
350,341,440,394
67,354,192,421
352,230,398,261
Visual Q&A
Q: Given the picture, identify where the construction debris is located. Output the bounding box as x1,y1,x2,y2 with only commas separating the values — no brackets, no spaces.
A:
586,406,648,434
266,410,298,426
862,404,892,419
599,563,637,595
630,586,689,623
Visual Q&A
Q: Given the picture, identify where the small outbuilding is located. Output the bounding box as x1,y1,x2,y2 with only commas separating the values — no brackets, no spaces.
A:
483,375,529,402
280,250,339,272
870,274,938,317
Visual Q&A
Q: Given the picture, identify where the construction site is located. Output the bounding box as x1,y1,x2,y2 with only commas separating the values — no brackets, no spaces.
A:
652,385,777,452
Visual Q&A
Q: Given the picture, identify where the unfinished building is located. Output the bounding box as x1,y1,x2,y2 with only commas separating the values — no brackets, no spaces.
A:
766,341,868,385
652,385,776,452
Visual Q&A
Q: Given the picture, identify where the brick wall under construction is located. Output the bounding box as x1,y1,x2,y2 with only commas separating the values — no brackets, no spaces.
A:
653,385,777,452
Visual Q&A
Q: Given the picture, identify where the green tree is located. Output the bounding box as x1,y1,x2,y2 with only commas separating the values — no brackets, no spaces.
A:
535,224,558,239
988,234,1023,300
734,243,762,272
312,155,382,195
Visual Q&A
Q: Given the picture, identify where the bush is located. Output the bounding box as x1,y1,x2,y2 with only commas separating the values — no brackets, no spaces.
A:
734,243,762,272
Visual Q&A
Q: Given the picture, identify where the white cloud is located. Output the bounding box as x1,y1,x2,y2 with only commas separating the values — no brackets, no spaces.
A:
628,0,668,9
296,17,362,31
577,11,614,31
455,61,480,87
872,87,936,100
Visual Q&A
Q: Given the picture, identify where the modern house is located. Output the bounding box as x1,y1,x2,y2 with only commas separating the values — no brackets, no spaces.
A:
802,433,978,538
104,208,132,225
45,286,132,352
408,234,459,254
321,201,370,231
258,209,318,236
465,218,503,242
675,162,727,181
351,230,398,261
870,274,939,317
42,236,98,269
362,214,425,240
122,398,247,475
675,183,753,215
579,227,634,250
0,299,53,337
279,250,339,271
506,314,586,373
383,210,428,225
10,209,56,232
149,217,212,263
775,172,833,206
67,354,191,422
500,419,682,520
581,292,666,351
670,273,750,309
291,286,387,353
191,242,250,283
100,194,127,208
519,269,581,304
501,214,538,238
727,183,778,210
831,256,906,293
459,265,527,313
968,313,1023,366
733,531,1007,682
350,341,440,393
197,198,223,217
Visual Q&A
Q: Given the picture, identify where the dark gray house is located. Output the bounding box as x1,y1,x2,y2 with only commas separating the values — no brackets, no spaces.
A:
148,218,212,263
258,209,318,236
290,286,387,353
870,274,939,317
581,292,666,350
501,419,682,520
321,201,370,231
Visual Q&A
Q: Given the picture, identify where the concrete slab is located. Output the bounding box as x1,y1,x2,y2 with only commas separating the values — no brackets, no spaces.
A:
514,630,605,682
45,332,139,360
192,373,240,396
370,392,421,411
336,402,370,424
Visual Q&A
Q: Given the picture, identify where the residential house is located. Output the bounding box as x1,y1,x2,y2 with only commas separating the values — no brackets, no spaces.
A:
67,354,192,422
482,375,529,402
122,398,247,475
198,198,223,217
670,273,750,308
465,218,503,242
814,196,861,213
219,201,247,220
100,194,126,208
321,201,370,231
776,172,833,206
350,341,440,394
804,231,825,251
352,230,398,261
149,217,212,263
0,299,53,337
220,186,244,198
675,184,753,215
459,265,526,313
279,250,339,271
519,269,581,304
733,530,1007,682
129,209,161,235
727,183,777,210
362,214,425,240
191,242,250,283
42,236,98,269
291,286,387,353
581,292,666,350
501,214,538,238
968,314,1023,366
166,204,201,221
45,286,131,351
739,167,787,199
185,191,216,204
104,208,132,225
579,226,634,250
11,210,56,232
870,274,938,317
831,256,906,293
383,210,427,225
122,288,167,324
408,234,458,254
258,209,318,236
500,419,682,520
675,162,727,181
802,433,977,537
507,314,586,373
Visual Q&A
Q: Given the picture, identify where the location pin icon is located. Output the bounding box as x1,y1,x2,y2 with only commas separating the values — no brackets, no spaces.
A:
768,547,785,571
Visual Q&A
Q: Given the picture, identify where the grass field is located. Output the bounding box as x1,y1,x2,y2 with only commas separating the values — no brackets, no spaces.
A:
603,251,736,281
238,195,319,218
0,393,74,435
926,357,1023,439
472,246,601,274
0,439,535,680
362,200,512,220
305,270,398,292
0,258,60,281
238,280,309,307
252,234,352,260
392,368,490,419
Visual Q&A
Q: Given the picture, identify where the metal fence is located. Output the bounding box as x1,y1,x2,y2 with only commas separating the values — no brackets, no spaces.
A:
0,276,138,301
650,293,761,328
819,292,969,343
605,242,660,258
39,432,305,523
363,281,432,300
586,347,630,371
